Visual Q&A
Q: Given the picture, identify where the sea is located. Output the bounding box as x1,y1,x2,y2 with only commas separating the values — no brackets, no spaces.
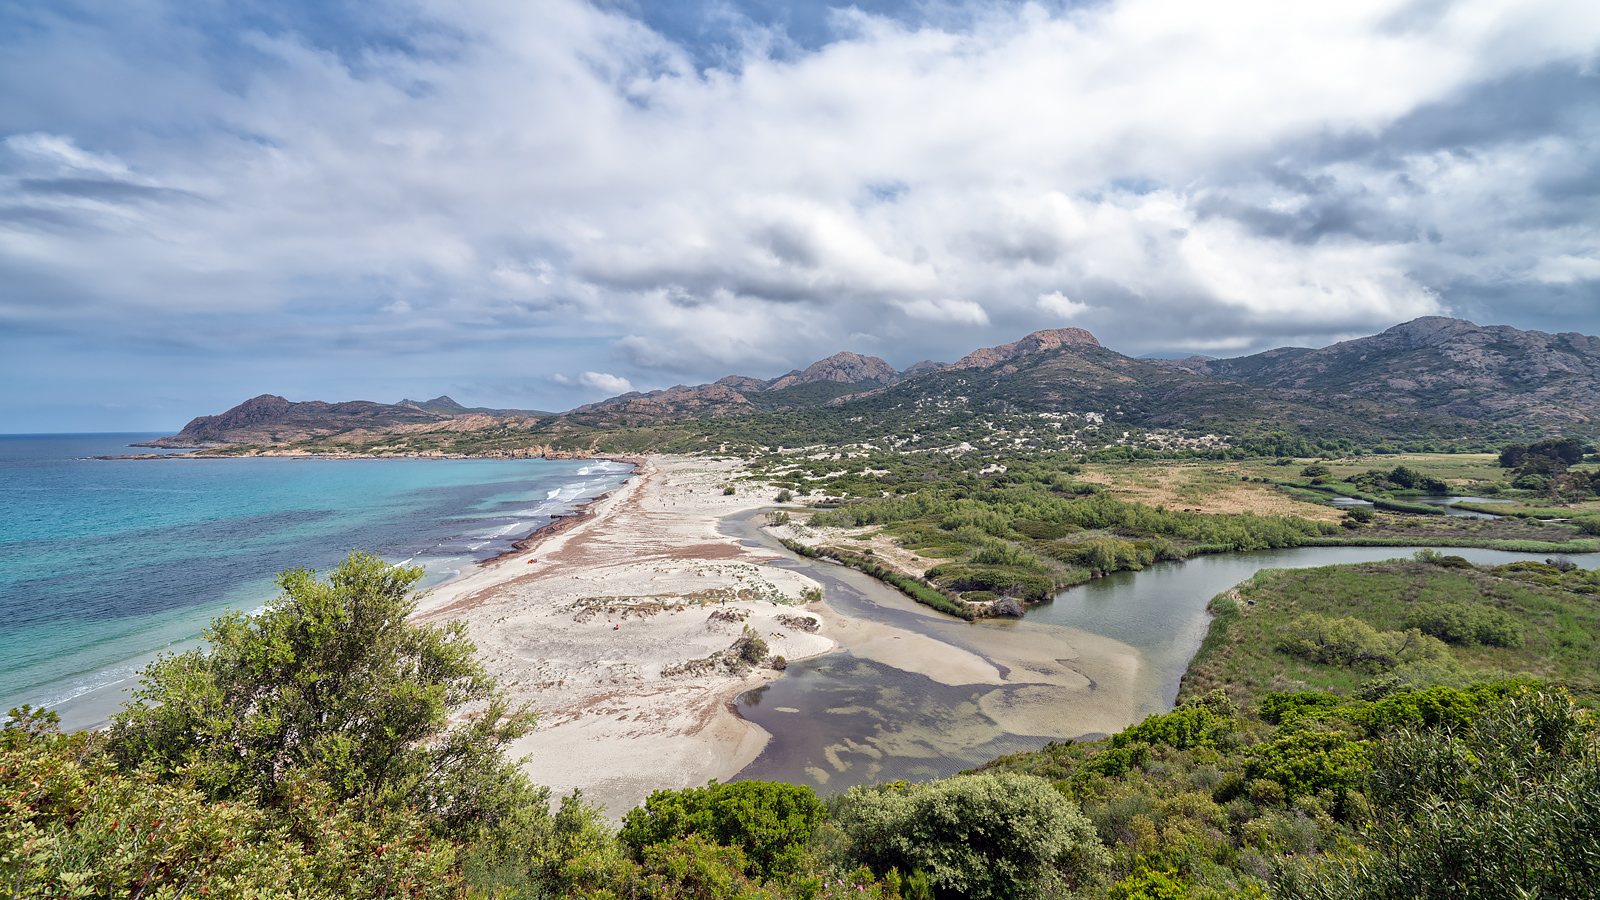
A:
0,433,634,730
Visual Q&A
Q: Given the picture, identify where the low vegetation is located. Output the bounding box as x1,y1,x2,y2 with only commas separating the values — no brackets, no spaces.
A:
1182,553,1600,701
16,432,1600,897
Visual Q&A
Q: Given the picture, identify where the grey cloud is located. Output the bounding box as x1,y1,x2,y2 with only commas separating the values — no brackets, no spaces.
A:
5,0,1600,428
16,178,199,203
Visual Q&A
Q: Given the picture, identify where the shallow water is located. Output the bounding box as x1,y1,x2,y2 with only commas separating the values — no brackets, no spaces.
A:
729,513,1581,794
0,434,632,729
1329,494,1508,519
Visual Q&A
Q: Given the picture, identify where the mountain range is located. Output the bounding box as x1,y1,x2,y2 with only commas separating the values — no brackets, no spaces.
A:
144,317,1600,449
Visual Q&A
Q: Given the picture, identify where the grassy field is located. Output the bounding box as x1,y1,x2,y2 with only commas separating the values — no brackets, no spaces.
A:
1072,453,1521,517
1180,556,1600,704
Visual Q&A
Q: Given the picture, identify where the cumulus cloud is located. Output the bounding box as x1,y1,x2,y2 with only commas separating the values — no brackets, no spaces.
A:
552,371,634,395
578,371,633,394
2,0,1599,424
1036,291,1088,320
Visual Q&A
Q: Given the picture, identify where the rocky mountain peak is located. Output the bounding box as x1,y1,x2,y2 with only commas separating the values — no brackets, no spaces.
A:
767,351,900,391
901,359,948,376
206,394,294,429
715,375,771,392
950,328,1100,370
1377,316,1487,348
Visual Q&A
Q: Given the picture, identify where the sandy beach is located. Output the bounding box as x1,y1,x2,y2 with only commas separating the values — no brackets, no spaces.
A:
413,454,1153,814
413,456,834,815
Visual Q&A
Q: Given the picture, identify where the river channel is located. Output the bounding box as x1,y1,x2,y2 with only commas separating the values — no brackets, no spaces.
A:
721,509,1584,794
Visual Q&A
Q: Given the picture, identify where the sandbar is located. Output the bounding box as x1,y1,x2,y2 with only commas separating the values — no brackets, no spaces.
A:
414,456,833,815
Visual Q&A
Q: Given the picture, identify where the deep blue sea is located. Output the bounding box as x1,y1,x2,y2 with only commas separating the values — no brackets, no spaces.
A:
0,434,633,728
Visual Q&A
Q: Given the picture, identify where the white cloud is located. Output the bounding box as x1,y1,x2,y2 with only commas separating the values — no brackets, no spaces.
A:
578,371,633,394
1532,255,1600,284
1036,291,1089,320
2,0,1599,414
4,132,131,177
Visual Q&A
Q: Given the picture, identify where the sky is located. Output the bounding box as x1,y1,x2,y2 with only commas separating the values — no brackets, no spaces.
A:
3,0,1599,432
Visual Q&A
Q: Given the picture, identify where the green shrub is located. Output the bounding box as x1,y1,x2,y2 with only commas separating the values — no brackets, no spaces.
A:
731,626,769,666
1258,691,1344,726
1277,615,1450,672
1283,690,1600,900
619,780,825,879
834,772,1107,900
1342,507,1374,525
1403,602,1524,648
970,537,1046,570
0,708,462,899
1066,537,1156,574
106,551,536,838
1113,690,1237,751
1107,866,1193,900
1244,731,1369,802
1353,681,1537,736
925,564,1056,604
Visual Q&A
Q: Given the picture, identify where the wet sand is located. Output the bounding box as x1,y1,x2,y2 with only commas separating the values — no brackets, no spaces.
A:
416,456,1152,813
413,456,834,815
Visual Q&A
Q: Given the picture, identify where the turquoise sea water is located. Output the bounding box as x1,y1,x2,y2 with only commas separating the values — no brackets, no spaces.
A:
0,434,632,728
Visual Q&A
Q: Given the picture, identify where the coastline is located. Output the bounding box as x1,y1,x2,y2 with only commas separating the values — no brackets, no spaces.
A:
477,456,647,567
413,455,835,815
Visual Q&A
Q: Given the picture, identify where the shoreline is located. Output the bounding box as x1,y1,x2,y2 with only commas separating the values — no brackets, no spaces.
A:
477,456,647,567
412,455,835,815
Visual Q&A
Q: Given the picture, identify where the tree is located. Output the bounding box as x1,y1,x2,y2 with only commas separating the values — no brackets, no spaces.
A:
834,772,1108,900
619,780,826,880
108,551,537,838
1,706,461,899
1386,465,1422,490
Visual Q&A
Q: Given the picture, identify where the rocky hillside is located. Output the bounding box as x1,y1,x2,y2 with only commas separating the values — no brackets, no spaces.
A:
570,351,908,425
1150,317,1600,429
948,327,1099,370
140,394,534,447
817,330,1432,442
153,318,1600,450
398,395,549,417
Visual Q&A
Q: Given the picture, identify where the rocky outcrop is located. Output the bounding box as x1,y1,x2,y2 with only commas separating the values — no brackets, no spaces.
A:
568,383,754,425
1145,356,1216,376
1146,317,1600,428
138,395,453,447
714,375,770,392
766,351,900,391
901,359,948,376
949,328,1100,370
399,395,548,417
716,352,902,393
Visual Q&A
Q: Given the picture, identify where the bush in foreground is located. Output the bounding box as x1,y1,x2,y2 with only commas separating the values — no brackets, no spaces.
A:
107,551,539,839
621,780,827,880
833,771,1108,900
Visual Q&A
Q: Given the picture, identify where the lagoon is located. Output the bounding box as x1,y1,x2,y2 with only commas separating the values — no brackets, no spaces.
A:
727,508,1580,793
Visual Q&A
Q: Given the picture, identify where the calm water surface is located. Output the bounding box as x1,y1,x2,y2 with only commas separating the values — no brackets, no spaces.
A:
0,433,632,728
730,510,1582,794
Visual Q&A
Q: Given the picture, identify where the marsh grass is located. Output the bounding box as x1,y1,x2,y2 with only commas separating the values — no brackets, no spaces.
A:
1181,560,1600,704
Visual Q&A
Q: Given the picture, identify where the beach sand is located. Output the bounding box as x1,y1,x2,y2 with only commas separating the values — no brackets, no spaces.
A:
414,456,833,815
415,455,1153,815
